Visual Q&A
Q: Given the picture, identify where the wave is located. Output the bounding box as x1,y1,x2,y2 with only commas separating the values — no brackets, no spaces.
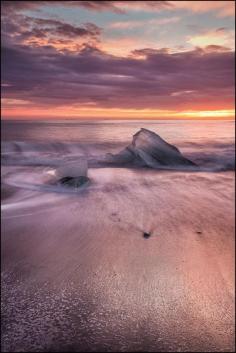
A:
1,131,235,172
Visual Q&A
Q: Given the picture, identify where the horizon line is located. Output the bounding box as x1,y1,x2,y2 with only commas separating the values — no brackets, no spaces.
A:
2,117,235,122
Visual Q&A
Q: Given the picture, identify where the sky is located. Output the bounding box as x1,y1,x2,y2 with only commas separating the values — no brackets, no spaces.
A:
1,0,235,120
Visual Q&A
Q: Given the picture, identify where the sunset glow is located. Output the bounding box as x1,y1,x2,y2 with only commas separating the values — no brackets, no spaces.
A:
1,0,235,120
2,106,235,120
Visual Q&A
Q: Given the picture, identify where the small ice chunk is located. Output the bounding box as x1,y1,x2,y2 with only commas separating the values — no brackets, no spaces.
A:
56,160,90,188
56,160,88,178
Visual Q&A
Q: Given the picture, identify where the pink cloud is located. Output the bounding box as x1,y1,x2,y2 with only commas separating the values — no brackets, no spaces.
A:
170,1,235,17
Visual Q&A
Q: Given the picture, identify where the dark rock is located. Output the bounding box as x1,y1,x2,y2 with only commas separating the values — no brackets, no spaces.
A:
143,232,151,239
58,176,90,188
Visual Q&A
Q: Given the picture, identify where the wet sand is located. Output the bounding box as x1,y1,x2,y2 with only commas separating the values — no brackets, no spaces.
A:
1,168,235,352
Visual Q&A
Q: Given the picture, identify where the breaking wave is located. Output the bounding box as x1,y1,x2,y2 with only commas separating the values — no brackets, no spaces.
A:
1,127,235,202
1,139,235,172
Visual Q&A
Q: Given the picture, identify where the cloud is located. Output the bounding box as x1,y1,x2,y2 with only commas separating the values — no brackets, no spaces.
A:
1,1,172,14
27,18,101,38
22,19,102,51
109,20,143,30
1,8,178,56
188,28,235,50
2,43,234,112
1,11,102,52
1,0,234,17
151,16,181,25
169,1,235,17
106,1,173,12
109,16,180,29
68,1,171,13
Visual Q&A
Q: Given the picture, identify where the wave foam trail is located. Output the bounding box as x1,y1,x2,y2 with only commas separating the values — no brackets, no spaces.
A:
2,128,235,172
1,128,235,207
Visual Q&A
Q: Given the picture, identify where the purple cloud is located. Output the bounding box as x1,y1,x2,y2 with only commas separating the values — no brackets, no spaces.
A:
2,42,234,110
1,1,172,14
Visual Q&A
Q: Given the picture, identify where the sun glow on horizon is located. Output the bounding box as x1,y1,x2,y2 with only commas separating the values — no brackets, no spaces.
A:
2,106,235,120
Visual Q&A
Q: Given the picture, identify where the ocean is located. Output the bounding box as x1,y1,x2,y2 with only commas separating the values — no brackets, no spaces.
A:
1,119,235,169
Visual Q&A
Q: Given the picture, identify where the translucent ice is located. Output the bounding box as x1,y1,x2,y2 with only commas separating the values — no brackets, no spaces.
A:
56,159,88,178
103,128,196,169
54,159,90,187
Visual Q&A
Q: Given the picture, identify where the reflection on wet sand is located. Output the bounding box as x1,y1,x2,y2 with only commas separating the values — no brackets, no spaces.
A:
1,168,235,352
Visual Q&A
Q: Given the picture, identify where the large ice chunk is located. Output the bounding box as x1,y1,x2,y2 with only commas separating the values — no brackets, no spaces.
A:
129,128,195,168
102,128,196,169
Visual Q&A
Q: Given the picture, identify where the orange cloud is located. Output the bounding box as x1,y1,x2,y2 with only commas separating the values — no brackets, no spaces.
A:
188,28,235,49
100,36,162,57
23,37,87,52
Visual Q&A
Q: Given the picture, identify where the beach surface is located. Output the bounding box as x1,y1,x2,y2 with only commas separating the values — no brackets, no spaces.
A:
1,120,235,352
1,166,235,352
